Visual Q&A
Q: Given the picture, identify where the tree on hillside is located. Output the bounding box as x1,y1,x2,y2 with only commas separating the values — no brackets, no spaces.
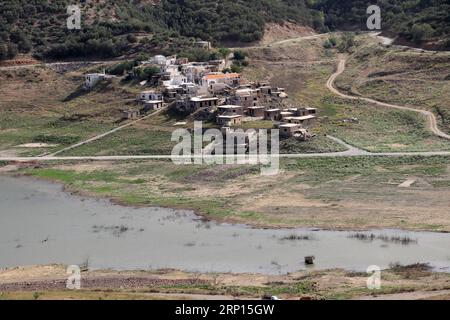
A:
337,32,355,52
411,23,434,44
0,43,8,60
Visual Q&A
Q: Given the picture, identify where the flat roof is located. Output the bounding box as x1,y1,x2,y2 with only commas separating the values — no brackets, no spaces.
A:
218,115,243,119
143,100,163,103
218,105,243,109
204,73,240,80
190,97,219,102
279,123,301,128
236,88,256,93
265,109,280,112
290,115,316,120
248,106,265,109
141,90,160,94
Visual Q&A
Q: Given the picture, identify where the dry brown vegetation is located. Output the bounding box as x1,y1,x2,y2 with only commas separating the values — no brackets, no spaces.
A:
1,264,449,300
335,34,450,135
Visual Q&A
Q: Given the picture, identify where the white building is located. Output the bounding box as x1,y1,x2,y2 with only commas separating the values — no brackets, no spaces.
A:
85,73,106,89
202,73,241,87
195,41,212,50
150,55,177,67
142,100,164,112
181,83,199,95
151,55,168,66
139,90,163,101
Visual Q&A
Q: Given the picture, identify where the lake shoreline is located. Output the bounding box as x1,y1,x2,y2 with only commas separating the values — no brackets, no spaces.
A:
3,170,449,234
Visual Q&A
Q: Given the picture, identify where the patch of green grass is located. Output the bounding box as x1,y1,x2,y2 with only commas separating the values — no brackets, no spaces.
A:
32,134,80,145
324,101,450,152
280,135,347,154
283,156,450,184
26,169,120,184
325,285,420,300
431,180,450,187
0,113,114,156
230,281,316,297
60,128,176,156
337,40,450,135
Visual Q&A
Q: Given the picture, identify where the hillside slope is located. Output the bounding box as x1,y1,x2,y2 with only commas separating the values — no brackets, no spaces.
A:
0,0,319,60
1,0,449,62
315,0,450,50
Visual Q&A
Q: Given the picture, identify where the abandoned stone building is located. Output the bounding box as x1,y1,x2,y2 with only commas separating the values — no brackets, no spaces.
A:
217,105,244,116
217,115,243,126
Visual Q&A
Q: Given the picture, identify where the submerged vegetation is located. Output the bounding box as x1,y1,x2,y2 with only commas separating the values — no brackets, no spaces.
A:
349,233,418,245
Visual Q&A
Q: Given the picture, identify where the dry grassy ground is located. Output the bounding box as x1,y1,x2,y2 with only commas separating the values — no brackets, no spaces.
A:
243,35,450,152
0,65,142,156
1,264,449,300
335,34,450,136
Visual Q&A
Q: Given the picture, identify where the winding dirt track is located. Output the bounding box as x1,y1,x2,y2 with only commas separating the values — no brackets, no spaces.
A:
46,107,168,157
327,58,450,140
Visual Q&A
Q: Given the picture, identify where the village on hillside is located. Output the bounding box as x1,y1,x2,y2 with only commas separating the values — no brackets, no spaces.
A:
84,41,318,148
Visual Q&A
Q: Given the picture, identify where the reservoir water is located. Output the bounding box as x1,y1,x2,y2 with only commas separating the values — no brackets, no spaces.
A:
1,176,449,274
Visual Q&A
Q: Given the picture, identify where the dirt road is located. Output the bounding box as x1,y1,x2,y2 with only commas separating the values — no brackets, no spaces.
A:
0,60,120,71
46,107,168,157
230,33,328,50
327,58,450,141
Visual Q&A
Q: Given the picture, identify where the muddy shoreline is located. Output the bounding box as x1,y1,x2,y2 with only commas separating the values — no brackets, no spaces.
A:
1,264,449,300
2,169,448,233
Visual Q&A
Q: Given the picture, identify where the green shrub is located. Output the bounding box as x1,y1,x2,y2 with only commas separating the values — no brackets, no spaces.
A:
32,134,80,145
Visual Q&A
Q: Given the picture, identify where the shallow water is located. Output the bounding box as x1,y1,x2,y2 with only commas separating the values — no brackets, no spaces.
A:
1,176,449,274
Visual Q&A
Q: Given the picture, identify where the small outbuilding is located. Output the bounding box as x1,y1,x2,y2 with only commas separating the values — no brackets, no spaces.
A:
217,115,243,126
217,105,244,116
264,109,281,121
279,123,301,138
139,91,163,101
195,41,212,50
85,73,106,89
247,106,266,118
142,100,164,113
285,115,317,128
122,110,140,120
